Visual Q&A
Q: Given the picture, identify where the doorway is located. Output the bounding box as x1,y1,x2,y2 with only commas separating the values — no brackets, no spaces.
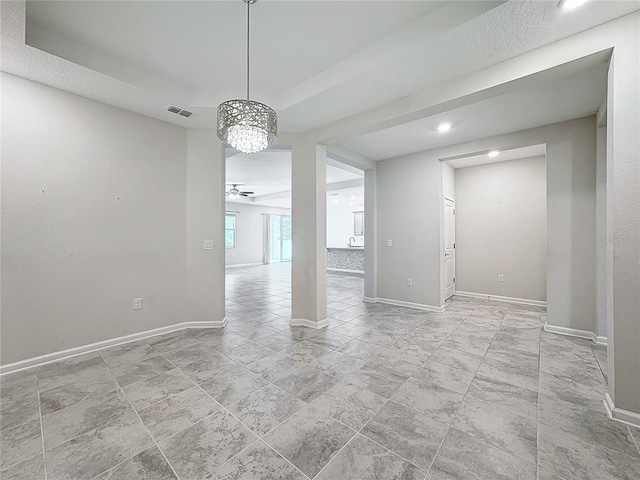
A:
270,214,292,263
444,197,456,300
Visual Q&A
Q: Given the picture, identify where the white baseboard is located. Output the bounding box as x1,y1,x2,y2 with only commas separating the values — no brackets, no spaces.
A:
225,262,263,269
327,268,364,274
455,291,547,308
0,318,227,376
604,393,640,428
362,297,444,313
595,335,608,346
289,318,329,329
543,322,607,346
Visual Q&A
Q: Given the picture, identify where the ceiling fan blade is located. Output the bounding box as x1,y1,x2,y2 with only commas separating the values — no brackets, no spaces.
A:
240,191,254,195
240,193,249,196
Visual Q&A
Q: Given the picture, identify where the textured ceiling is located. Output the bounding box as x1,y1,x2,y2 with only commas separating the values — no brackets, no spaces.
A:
2,1,638,160
225,151,362,198
445,144,547,170
26,1,442,95
341,62,608,160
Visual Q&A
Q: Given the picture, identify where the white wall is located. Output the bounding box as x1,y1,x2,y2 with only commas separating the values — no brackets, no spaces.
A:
442,162,455,201
225,202,291,266
606,26,640,415
326,198,363,248
595,125,607,338
377,153,442,308
455,156,547,302
1,74,188,364
545,117,596,333
377,116,597,332
186,130,226,326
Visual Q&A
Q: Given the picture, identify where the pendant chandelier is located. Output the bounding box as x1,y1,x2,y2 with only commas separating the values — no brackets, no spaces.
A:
217,0,277,154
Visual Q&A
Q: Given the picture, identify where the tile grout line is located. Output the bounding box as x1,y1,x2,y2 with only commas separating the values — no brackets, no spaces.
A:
424,306,542,476
629,426,640,458
188,321,401,480
36,355,130,478
351,410,427,475
422,304,492,479
328,321,458,479
114,383,183,480
36,383,49,480
163,351,312,479
328,304,476,478
536,313,542,479
310,427,361,480
192,381,313,480
307,390,426,480
537,331,640,462
110,350,220,479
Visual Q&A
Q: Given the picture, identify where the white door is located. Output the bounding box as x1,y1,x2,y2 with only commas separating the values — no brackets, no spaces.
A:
444,198,456,300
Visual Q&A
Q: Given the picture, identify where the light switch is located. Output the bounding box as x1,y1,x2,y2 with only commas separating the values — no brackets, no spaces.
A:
203,240,214,250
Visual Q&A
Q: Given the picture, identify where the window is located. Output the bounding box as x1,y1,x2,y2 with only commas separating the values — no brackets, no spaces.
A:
225,213,236,248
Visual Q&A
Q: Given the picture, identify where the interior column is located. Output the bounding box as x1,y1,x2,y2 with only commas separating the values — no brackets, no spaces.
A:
290,140,328,328
364,168,377,301
186,129,226,326
605,35,640,424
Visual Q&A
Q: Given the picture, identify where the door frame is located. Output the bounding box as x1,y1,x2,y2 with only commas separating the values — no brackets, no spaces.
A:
443,196,456,301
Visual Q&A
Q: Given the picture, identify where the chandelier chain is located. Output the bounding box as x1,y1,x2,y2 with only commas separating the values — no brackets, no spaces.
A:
217,0,276,154
246,0,250,101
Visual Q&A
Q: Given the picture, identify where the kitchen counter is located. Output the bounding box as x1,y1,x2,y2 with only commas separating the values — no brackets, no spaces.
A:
327,247,364,272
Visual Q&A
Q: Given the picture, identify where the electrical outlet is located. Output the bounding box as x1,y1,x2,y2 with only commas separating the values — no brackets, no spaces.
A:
133,298,143,310
203,240,214,250
387,239,393,247
498,274,504,282
407,277,413,287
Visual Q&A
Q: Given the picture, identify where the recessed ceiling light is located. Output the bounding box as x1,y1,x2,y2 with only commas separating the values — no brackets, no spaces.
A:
488,150,500,158
334,199,339,204
351,195,356,200
437,122,452,133
558,0,588,10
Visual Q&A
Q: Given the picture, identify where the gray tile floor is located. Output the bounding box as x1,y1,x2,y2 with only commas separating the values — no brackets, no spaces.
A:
1,263,639,479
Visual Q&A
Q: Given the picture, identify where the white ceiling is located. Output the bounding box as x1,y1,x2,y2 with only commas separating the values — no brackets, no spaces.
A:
341,62,609,160
25,1,442,97
225,150,363,207
327,186,366,210
226,151,291,197
3,0,637,142
444,144,546,169
4,0,633,214
247,185,365,211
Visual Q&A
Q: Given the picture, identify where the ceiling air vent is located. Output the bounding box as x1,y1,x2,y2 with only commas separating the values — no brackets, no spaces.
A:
165,104,194,118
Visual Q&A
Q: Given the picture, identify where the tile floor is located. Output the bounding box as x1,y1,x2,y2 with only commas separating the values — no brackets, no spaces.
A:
1,264,639,479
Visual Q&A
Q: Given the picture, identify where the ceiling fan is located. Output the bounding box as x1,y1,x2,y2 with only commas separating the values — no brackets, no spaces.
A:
227,184,254,200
